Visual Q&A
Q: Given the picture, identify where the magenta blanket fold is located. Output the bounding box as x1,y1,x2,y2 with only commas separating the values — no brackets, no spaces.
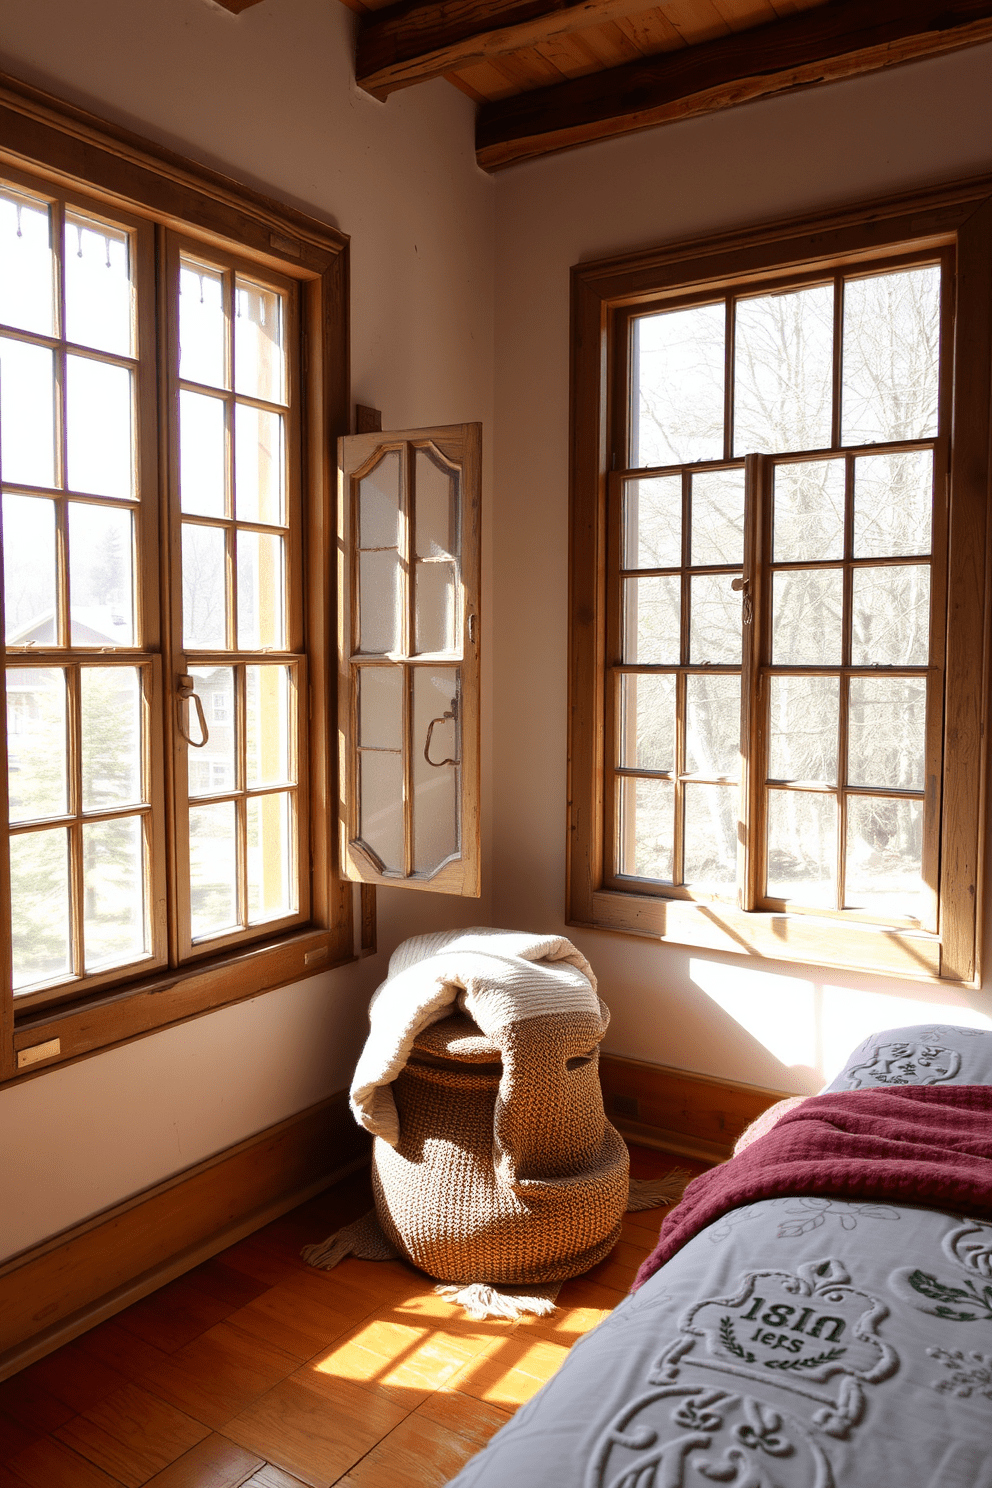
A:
632,1084,992,1292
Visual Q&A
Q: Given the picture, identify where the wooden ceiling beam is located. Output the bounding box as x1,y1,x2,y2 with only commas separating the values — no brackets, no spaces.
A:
356,0,664,99
475,0,992,170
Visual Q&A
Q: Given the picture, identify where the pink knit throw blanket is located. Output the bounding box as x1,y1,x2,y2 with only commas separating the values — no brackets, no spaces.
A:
632,1084,992,1292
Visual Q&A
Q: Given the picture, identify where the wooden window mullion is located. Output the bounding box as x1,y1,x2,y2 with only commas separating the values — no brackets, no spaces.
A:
739,452,764,911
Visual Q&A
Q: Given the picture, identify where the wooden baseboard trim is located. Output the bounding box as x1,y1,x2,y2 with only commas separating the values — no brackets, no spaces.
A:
0,1089,370,1381
600,1053,790,1164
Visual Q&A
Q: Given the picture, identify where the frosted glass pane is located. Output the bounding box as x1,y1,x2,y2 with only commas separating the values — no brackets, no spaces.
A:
359,666,403,751
237,529,285,650
7,667,67,821
359,451,401,549
632,302,724,468
413,666,459,876
66,356,133,498
683,784,737,890
360,751,404,872
685,673,740,777
851,566,929,666
734,284,833,455
83,815,146,970
769,676,838,785
766,789,836,906
179,260,226,389
358,550,402,654
772,570,842,665
180,390,227,516
69,503,134,647
415,561,456,654
843,267,940,446
689,574,741,664
64,214,132,356
848,676,926,791
619,775,674,881
248,792,294,923
235,404,284,525
81,666,142,810
0,189,54,335
690,468,745,566
773,459,845,562
623,575,680,664
189,800,238,939
0,337,56,488
188,666,235,795
235,278,284,402
845,796,924,919
10,826,71,990
854,451,932,558
623,475,681,569
3,495,56,644
183,523,227,649
415,448,458,558
247,665,292,787
619,673,675,772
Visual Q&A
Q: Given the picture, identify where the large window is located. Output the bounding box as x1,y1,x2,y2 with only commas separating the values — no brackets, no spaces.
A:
568,183,992,983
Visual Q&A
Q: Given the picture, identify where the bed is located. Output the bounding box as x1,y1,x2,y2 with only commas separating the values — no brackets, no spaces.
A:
446,1023,992,1488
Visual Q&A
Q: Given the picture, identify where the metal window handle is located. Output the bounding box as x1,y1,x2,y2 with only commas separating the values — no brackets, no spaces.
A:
424,699,459,768
731,575,753,626
177,674,210,748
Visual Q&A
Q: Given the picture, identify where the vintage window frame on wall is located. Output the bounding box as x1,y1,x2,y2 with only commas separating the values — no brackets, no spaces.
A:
0,71,353,1087
567,177,992,986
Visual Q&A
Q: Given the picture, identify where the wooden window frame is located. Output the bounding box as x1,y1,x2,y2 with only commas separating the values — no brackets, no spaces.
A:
567,177,992,986
0,71,354,1087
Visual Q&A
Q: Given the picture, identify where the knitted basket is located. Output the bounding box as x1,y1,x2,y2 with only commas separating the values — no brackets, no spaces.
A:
371,1008,629,1285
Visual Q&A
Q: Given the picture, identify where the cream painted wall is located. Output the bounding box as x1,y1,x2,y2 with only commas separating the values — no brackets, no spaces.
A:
0,0,495,1260
491,46,992,1097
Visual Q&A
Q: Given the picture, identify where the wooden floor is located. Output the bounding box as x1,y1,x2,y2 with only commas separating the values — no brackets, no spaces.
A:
0,1147,700,1488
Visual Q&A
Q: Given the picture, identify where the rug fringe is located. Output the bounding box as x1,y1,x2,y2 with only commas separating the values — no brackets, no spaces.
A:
626,1170,692,1212
301,1209,399,1270
435,1281,562,1320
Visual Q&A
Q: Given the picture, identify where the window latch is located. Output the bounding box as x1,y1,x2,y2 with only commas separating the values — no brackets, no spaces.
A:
731,574,753,625
424,697,459,768
176,674,210,748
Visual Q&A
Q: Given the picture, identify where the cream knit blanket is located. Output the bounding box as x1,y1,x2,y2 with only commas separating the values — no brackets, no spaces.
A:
350,927,603,1146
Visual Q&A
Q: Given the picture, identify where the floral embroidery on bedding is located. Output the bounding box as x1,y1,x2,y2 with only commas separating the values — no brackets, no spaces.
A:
927,1346,992,1399
892,1221,992,1322
774,1198,901,1238
844,1041,960,1089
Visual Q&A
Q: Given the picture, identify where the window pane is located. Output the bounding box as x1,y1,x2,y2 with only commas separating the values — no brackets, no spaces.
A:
413,666,459,876
624,575,680,664
180,390,227,516
189,799,238,939
83,815,146,970
247,664,292,787
842,266,940,445
768,675,838,784
415,561,456,654
81,666,142,810
235,278,284,403
632,303,724,468
182,523,227,649
188,666,235,796
690,468,745,566
619,775,674,881
358,550,402,655
845,797,923,919
683,783,737,890
360,750,404,872
64,214,132,356
623,475,681,569
689,573,741,664
415,447,458,558
69,503,134,646
10,825,71,990
620,673,675,772
359,451,401,549
773,458,845,562
7,667,67,821
854,450,932,558
3,494,57,644
0,337,56,488
179,260,226,389
235,404,283,525
358,666,403,752
247,792,294,923
237,530,285,650
66,356,133,498
685,673,740,776
766,789,836,906
848,676,926,791
771,570,842,664
0,189,54,336
851,565,929,666
734,284,833,455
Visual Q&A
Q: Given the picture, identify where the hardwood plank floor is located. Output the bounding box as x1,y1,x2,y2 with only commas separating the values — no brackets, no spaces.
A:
0,1146,699,1488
